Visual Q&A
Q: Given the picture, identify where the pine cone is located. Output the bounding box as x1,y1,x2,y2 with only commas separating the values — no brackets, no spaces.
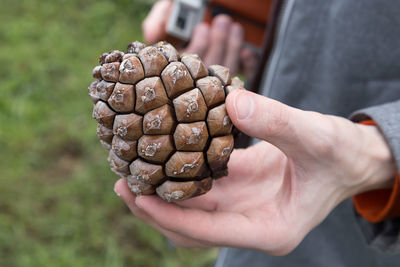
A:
89,41,244,202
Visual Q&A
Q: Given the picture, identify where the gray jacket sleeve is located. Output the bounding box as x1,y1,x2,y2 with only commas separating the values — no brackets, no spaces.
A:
351,99,400,253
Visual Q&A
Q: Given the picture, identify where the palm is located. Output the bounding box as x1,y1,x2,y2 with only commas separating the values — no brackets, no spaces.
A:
182,142,290,214
173,139,348,253
160,141,304,253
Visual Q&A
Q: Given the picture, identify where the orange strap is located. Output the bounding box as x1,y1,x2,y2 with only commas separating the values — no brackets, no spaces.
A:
352,120,400,223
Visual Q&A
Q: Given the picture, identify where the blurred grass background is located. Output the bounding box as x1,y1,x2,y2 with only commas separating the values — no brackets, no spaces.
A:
0,0,217,266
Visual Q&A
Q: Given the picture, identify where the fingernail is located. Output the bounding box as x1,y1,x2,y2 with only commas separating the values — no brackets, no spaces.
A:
216,18,230,30
114,187,121,197
235,92,254,120
232,24,243,37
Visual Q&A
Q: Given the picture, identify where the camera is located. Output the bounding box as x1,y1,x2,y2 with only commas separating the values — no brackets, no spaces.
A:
166,0,272,53
166,0,207,42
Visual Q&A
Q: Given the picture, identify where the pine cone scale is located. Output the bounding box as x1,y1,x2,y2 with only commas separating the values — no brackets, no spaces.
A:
88,41,243,201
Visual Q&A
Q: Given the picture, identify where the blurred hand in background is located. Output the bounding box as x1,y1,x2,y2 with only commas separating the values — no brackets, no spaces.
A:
142,0,257,78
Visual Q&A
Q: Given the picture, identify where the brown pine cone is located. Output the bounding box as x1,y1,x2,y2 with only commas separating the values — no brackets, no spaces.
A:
89,41,244,202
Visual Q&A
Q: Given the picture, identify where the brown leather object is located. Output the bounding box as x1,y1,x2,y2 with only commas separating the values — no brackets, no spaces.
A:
205,0,273,47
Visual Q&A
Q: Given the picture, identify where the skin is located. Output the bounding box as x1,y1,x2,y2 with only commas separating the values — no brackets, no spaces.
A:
113,1,397,255
115,90,396,255
142,0,256,77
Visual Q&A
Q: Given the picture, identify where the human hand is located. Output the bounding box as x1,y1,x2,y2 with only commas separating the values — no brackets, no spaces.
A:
142,0,257,77
114,90,396,255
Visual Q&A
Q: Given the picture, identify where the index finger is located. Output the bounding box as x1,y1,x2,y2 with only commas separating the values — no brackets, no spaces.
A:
135,195,257,248
142,0,172,44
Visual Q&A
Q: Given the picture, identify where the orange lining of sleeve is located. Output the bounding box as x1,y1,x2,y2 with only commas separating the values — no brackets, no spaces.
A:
352,120,400,223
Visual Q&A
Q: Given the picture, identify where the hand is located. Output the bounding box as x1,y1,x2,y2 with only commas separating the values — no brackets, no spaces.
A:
114,90,396,255
142,0,257,77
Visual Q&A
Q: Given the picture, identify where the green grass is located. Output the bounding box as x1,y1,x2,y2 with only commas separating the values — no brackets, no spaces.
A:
0,1,217,266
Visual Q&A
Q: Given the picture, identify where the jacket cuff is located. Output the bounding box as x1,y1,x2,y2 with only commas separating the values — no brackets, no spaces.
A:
350,101,400,252
352,120,400,223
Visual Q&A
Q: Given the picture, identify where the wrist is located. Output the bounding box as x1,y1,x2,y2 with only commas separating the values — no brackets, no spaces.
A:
353,122,397,194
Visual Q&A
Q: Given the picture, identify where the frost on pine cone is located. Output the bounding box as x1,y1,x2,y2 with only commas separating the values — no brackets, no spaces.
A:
88,41,244,202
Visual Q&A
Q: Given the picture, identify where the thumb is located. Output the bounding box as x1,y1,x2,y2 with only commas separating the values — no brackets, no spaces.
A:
226,90,308,155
